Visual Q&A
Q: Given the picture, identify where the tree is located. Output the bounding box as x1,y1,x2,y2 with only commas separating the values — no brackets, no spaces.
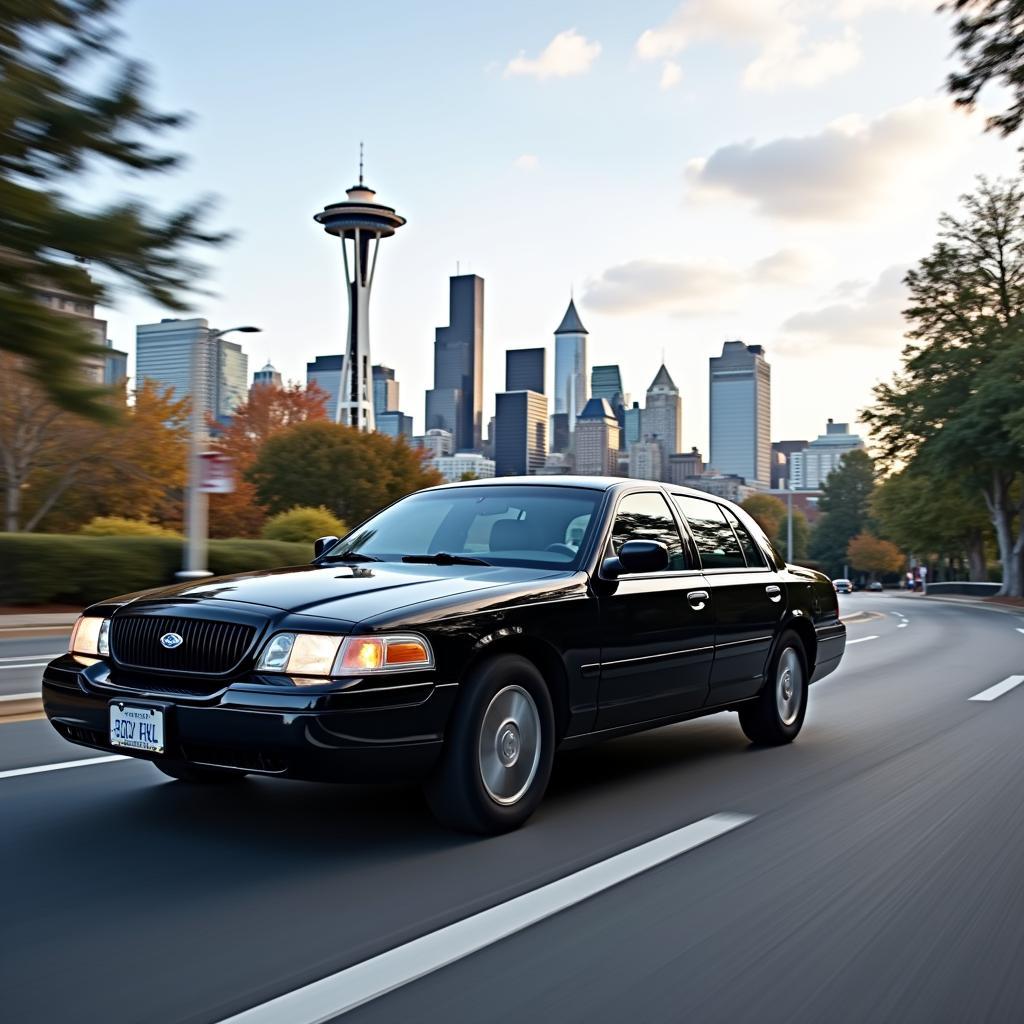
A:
946,1,1024,138
459,471,479,482
0,356,188,531
862,178,1024,595
808,449,876,577
741,494,786,540
847,533,905,579
207,382,328,538
248,422,443,526
0,0,226,419
779,507,810,563
871,465,991,581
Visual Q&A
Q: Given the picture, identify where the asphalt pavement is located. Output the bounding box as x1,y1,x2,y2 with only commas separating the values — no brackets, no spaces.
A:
2,594,1024,1023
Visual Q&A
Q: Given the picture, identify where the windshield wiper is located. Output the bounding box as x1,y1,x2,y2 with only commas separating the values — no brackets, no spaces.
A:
319,552,382,563
402,552,491,566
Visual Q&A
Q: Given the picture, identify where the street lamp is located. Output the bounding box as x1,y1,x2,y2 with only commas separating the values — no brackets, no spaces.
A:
177,324,262,582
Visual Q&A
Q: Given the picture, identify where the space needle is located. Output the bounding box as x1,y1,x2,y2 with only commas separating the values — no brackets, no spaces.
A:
314,146,406,431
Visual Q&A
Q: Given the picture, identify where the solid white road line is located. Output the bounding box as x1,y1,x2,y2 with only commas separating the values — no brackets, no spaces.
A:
0,663,48,671
1016,628,1024,636
0,692,40,702
216,812,754,1024
968,675,1024,703
0,754,128,780
0,653,62,663
847,636,879,645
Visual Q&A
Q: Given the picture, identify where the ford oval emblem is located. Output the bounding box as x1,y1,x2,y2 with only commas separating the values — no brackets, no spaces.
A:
160,632,184,650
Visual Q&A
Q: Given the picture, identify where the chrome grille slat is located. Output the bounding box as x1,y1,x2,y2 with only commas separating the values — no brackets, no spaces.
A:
110,615,257,675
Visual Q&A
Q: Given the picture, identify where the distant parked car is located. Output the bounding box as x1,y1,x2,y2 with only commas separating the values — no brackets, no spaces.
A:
867,581,883,592
833,578,853,594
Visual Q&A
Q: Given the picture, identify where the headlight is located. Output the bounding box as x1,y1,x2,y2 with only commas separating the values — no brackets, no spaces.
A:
69,616,110,657
255,632,433,677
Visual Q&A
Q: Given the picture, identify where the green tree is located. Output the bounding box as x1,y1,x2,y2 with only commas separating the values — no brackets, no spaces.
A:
871,465,991,581
261,506,347,544
0,0,226,419
248,422,443,526
808,449,876,577
741,494,786,540
862,178,1024,595
946,1,1024,138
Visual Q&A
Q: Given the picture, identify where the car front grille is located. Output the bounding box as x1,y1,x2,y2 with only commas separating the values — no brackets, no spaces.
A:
110,615,257,675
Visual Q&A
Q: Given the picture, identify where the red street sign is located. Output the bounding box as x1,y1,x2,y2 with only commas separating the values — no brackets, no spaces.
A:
198,452,235,494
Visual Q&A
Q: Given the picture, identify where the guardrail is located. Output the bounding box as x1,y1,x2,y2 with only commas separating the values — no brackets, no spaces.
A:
924,581,1001,597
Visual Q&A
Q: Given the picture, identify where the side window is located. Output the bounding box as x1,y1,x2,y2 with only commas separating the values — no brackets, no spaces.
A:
610,492,686,570
724,507,767,568
674,495,745,570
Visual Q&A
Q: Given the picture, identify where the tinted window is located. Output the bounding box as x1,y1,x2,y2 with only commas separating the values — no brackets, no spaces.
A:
674,496,745,570
327,485,601,569
724,507,767,568
610,492,686,570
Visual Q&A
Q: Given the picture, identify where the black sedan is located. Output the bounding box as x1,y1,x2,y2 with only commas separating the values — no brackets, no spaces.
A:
43,478,845,834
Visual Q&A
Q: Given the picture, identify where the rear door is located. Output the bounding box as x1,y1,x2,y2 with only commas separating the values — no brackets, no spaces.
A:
672,495,786,705
596,490,714,729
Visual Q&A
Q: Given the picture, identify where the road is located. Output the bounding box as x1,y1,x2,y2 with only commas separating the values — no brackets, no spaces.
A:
0,630,69,700
2,594,1024,1023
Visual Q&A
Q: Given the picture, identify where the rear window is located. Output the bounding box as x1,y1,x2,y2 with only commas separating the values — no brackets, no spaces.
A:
673,495,745,570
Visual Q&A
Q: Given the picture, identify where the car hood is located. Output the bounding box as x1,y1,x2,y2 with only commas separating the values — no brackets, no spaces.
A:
105,561,572,622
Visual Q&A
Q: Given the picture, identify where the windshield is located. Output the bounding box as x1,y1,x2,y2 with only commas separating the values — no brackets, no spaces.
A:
323,485,603,570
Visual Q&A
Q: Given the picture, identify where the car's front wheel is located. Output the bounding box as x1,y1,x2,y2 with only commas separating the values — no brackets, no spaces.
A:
738,631,808,746
153,759,248,784
424,654,555,834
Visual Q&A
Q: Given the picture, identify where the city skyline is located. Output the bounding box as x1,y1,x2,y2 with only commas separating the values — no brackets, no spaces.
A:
91,0,1018,454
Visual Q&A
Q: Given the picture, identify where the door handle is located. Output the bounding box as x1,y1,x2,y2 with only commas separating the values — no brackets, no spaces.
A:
687,590,710,610
766,584,782,603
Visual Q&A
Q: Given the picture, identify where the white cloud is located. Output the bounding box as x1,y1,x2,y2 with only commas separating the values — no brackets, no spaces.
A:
778,264,908,353
514,154,539,171
686,98,965,220
660,60,683,90
584,248,811,314
633,0,927,90
505,29,601,80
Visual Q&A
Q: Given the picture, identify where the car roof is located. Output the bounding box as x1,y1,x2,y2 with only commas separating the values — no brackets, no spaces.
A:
424,476,741,502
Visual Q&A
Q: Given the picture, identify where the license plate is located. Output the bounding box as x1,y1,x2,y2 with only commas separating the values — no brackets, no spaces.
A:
109,704,164,753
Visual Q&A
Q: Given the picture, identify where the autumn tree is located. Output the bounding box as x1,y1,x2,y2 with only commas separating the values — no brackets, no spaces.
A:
0,0,226,419
847,533,905,579
248,421,443,527
741,494,787,540
862,178,1024,595
207,381,328,538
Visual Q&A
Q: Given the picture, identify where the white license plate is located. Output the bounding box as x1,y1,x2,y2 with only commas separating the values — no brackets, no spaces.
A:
109,704,164,753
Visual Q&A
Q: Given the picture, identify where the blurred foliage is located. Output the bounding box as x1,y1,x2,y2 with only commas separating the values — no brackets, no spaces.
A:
261,506,346,544
0,357,188,531
0,0,227,419
741,492,808,562
248,421,442,527
79,516,181,538
808,450,876,578
862,177,1024,596
946,1,1024,138
207,381,329,538
847,532,905,578
0,534,308,606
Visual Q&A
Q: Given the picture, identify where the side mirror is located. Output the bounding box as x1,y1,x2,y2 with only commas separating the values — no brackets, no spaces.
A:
314,535,339,559
603,539,669,578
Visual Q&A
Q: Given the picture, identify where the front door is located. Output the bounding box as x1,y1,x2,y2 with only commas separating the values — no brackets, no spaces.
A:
672,495,786,704
596,491,714,729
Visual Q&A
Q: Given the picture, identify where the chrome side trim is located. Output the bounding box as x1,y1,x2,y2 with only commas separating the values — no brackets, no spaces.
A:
714,635,774,649
600,645,714,669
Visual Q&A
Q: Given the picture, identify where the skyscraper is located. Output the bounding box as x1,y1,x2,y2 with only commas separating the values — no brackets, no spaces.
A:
306,354,343,421
137,318,248,421
314,154,405,431
789,420,865,490
628,440,663,481
494,390,548,476
252,361,282,391
623,402,643,447
553,298,588,432
642,364,681,462
574,397,619,476
709,341,771,487
505,348,545,394
376,410,414,440
590,364,623,404
372,364,399,414
425,274,484,451
38,283,127,387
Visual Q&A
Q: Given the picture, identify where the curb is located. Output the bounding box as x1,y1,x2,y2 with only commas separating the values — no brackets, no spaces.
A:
0,694,43,720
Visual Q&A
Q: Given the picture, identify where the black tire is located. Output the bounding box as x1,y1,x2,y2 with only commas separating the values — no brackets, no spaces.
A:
153,759,248,784
739,631,808,746
424,654,555,835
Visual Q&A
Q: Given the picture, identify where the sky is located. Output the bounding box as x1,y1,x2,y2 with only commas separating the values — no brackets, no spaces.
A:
96,0,1018,453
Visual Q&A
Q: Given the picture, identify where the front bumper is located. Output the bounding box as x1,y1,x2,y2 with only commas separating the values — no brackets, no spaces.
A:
42,655,457,783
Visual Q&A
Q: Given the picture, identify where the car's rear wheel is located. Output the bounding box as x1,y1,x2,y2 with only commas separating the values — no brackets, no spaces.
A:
738,631,807,746
424,654,555,834
153,759,248,784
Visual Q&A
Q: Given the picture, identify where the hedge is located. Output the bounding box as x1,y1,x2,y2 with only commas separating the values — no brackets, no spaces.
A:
0,534,311,607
